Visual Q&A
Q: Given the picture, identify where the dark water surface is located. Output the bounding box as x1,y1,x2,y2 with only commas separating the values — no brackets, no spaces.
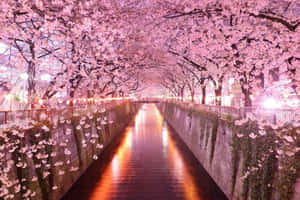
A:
62,104,228,200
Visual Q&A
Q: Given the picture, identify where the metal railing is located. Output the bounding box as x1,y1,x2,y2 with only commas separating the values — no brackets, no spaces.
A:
0,100,127,125
165,99,300,123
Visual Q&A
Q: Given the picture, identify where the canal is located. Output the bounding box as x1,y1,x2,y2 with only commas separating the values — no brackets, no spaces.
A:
62,104,227,200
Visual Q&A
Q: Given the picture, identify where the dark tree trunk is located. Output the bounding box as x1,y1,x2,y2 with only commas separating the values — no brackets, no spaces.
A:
189,86,195,102
240,83,252,107
87,90,93,98
239,73,253,107
188,84,195,102
191,92,194,102
180,86,185,101
28,42,36,109
243,90,252,107
69,89,75,107
215,87,222,106
28,61,36,109
201,86,206,104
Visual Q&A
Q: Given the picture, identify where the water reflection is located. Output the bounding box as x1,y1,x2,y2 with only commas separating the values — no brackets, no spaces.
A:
64,104,227,200
88,127,132,200
156,107,203,199
162,122,168,148
165,124,202,199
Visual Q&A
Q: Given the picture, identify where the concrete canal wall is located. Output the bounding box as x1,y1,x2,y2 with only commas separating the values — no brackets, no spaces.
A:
0,102,139,200
158,102,300,200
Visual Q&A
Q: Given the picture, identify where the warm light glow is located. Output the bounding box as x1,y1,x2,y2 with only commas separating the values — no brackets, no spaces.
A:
41,74,51,82
112,157,119,178
20,73,29,80
229,78,235,85
205,95,215,104
286,98,300,108
21,97,28,103
162,122,168,147
224,95,233,106
5,94,12,101
263,98,281,109
38,99,43,105
88,127,132,200
135,108,145,134
165,119,201,199
283,93,289,99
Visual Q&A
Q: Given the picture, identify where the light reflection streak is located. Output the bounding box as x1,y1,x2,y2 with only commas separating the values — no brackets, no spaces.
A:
154,106,163,128
166,125,202,200
88,127,133,200
135,107,145,135
112,156,119,179
155,106,204,200
162,122,168,148
86,104,206,200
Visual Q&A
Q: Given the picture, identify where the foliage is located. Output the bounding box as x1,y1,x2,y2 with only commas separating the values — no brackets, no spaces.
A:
232,116,300,199
0,102,138,200
0,0,299,108
165,102,300,200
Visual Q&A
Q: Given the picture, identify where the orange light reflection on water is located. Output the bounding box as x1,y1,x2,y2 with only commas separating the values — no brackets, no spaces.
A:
88,126,133,200
155,107,204,200
88,107,147,200
87,104,205,200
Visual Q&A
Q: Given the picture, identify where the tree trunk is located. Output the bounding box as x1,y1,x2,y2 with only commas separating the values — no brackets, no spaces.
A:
188,84,195,102
27,61,36,109
215,87,222,106
87,90,93,98
201,86,206,104
239,74,253,107
191,92,194,102
180,86,185,101
69,89,75,107
27,41,37,109
243,90,252,107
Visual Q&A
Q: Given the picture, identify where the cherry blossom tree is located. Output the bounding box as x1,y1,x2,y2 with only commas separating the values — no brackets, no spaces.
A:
0,0,299,109
156,0,300,107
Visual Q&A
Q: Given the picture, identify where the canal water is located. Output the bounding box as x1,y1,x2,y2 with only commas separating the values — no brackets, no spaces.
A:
62,104,227,200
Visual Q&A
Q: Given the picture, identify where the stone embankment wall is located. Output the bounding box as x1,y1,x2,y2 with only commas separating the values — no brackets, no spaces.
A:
0,102,139,200
158,102,300,200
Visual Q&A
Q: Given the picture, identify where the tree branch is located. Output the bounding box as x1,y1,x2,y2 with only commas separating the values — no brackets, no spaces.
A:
249,12,300,31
